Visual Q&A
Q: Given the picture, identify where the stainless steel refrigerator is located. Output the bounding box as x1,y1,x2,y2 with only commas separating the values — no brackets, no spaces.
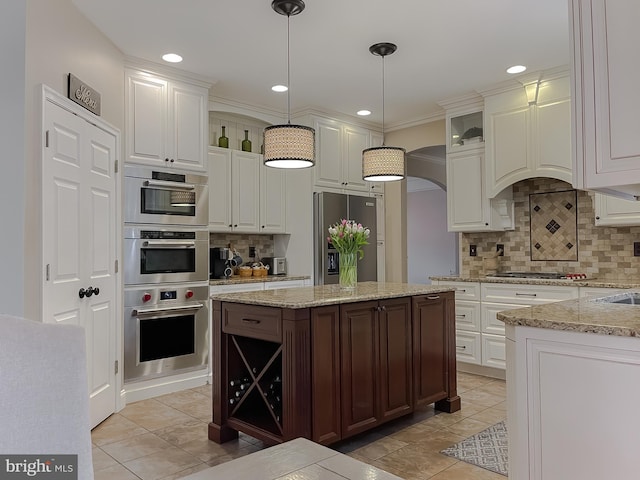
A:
313,191,377,285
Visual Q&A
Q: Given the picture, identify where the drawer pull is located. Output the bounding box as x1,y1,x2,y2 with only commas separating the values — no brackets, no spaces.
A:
456,345,467,350
242,318,262,325
427,295,440,300
515,293,537,297
456,288,467,292
456,314,466,318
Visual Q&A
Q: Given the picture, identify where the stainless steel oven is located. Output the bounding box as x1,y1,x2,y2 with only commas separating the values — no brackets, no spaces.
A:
124,284,209,382
124,226,209,285
124,165,208,226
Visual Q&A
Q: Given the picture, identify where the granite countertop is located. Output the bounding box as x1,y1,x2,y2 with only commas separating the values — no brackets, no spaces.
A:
430,275,640,289
497,291,640,337
210,282,454,309
209,275,310,286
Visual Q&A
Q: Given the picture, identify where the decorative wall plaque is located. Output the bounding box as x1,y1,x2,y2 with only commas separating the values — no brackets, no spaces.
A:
68,73,101,116
529,190,578,261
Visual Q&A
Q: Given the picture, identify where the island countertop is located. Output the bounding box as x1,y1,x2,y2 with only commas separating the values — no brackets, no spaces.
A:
209,281,454,309
497,292,640,337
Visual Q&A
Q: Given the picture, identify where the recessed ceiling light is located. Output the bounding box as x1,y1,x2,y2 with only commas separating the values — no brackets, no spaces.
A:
507,65,527,74
162,53,183,63
357,110,371,116
272,85,288,92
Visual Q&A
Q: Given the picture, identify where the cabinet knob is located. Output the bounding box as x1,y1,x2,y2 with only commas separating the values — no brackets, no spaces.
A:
165,157,170,162
596,216,600,220
228,224,232,227
485,222,489,226
261,225,265,229
170,158,174,163
234,224,238,227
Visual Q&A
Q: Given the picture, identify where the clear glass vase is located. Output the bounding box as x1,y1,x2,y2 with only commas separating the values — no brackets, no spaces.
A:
339,252,357,289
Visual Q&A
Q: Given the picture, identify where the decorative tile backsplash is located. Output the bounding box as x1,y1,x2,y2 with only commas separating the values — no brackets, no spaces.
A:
529,190,578,261
209,233,275,262
461,178,640,278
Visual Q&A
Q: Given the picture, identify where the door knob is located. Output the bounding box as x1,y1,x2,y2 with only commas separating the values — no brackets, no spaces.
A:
79,286,100,299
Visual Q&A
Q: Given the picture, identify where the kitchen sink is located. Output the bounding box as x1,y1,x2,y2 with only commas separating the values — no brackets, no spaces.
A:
593,292,640,305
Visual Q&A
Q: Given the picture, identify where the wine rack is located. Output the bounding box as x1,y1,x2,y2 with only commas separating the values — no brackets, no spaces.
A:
227,334,283,436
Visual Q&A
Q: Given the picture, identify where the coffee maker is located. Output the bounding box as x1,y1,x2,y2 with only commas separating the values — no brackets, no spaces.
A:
210,247,233,279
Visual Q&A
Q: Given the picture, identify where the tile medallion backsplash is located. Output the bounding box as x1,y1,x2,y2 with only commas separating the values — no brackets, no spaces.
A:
461,178,640,278
209,233,275,262
529,190,578,261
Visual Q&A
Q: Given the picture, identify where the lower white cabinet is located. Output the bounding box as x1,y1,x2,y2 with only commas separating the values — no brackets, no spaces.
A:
433,280,616,375
210,279,305,295
263,279,305,290
507,324,640,480
455,331,481,365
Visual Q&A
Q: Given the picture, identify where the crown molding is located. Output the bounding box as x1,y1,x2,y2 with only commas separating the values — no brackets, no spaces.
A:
124,56,215,88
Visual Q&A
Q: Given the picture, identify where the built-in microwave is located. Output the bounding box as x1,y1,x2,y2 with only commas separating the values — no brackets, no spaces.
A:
124,165,208,226
124,226,209,285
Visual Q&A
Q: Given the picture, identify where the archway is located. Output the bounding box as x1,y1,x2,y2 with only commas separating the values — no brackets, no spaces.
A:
405,145,459,283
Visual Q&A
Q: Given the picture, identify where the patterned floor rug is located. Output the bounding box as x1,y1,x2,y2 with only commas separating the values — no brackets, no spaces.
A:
440,420,508,476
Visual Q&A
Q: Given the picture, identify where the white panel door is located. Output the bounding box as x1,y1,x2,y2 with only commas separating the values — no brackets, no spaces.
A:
343,125,369,192
207,147,233,231
125,71,167,165
231,151,260,232
169,82,206,171
313,118,343,189
260,161,286,233
43,99,117,429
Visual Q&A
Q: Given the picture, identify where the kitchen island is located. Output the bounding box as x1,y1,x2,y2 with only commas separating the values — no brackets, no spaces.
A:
498,292,640,480
209,282,459,446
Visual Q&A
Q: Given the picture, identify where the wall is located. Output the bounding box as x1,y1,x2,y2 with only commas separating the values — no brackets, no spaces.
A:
384,119,446,282
461,178,640,278
21,0,124,320
0,2,26,316
407,187,458,283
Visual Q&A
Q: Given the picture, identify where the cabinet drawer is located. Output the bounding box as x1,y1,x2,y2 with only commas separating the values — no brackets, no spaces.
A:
222,303,282,342
455,330,481,365
437,281,480,301
579,287,626,298
481,283,578,305
454,300,481,332
211,282,264,294
482,333,506,369
481,302,528,335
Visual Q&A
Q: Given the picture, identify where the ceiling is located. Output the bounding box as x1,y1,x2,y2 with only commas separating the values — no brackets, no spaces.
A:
71,0,570,129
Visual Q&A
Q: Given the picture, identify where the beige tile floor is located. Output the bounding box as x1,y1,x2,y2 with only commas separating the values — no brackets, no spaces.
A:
91,372,507,480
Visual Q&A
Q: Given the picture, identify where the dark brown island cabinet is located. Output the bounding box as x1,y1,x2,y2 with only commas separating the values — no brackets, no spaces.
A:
208,283,460,446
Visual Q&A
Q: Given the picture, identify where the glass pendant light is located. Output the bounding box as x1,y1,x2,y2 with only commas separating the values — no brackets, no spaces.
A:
263,0,315,169
362,43,406,181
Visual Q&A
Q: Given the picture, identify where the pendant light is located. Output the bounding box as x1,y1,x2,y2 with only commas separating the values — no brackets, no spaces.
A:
263,0,315,169
362,42,406,181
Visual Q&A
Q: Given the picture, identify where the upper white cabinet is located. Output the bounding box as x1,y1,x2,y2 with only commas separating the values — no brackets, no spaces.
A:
483,73,572,198
297,115,381,194
125,67,209,171
570,0,640,199
439,95,514,232
260,161,286,233
207,147,286,233
446,149,514,232
594,193,640,226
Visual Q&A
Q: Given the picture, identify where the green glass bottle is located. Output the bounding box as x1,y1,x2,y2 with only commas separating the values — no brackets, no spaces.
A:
218,126,229,148
241,130,252,152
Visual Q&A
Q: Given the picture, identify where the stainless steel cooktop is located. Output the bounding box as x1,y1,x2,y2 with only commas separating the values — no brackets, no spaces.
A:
487,272,566,280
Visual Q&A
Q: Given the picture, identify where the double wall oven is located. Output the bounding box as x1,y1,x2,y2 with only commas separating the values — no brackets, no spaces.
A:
124,165,209,383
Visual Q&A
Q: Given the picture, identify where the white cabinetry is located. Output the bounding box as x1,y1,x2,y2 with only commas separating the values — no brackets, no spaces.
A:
125,67,208,171
594,193,640,226
447,150,514,232
570,0,640,199
439,96,514,233
208,147,286,233
483,72,572,198
260,161,286,233
298,115,380,194
506,325,640,480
